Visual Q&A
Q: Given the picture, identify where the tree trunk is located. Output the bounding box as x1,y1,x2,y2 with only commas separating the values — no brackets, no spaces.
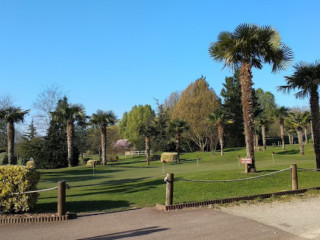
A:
218,124,224,156
280,119,285,150
310,121,314,145
297,127,304,155
310,89,320,169
239,62,255,172
261,124,266,151
254,134,259,148
304,127,308,144
7,121,14,164
145,136,150,166
66,120,74,167
101,125,107,165
175,132,180,162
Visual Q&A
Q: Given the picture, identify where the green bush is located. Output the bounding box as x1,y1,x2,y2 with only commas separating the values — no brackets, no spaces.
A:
0,165,40,213
107,155,119,162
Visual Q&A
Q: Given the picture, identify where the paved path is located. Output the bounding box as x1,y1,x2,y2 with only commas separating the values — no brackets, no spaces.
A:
0,207,303,240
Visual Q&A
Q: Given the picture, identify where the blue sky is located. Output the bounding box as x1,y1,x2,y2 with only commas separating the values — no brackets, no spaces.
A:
0,0,319,129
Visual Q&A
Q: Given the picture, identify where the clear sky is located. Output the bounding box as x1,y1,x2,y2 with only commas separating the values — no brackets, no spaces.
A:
1,0,319,130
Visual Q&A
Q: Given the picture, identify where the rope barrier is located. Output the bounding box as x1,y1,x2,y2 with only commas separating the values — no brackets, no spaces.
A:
298,168,320,172
11,186,58,195
177,168,291,183
11,184,70,195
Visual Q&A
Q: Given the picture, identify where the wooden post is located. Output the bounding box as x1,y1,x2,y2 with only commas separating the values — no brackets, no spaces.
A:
245,163,248,173
57,181,66,216
291,164,298,190
165,173,174,206
238,155,240,167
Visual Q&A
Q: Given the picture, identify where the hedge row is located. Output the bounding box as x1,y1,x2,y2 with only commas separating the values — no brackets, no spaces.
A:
0,165,40,213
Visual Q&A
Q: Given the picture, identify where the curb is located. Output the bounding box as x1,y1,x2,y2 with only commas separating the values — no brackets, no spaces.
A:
0,213,76,224
157,186,320,211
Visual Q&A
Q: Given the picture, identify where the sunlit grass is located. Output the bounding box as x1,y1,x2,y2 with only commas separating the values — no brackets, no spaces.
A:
36,143,320,213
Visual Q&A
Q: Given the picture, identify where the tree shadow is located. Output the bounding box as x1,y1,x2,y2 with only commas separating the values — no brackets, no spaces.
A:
78,226,169,240
35,200,130,213
276,150,300,155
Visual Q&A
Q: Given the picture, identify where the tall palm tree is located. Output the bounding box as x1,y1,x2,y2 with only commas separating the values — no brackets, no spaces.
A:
274,106,289,150
138,124,157,166
51,97,86,167
208,109,232,156
209,23,293,172
90,110,117,165
168,119,189,162
286,111,310,155
0,107,29,164
279,61,320,169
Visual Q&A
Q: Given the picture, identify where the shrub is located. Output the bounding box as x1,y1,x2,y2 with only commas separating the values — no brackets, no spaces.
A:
107,155,119,162
0,165,40,213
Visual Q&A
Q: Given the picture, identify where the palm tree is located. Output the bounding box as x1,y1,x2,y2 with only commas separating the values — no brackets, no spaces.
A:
255,114,273,151
279,61,320,168
51,97,86,167
90,110,117,165
274,106,289,150
286,111,310,155
209,23,293,172
138,124,157,166
168,119,189,162
208,109,232,156
0,107,29,164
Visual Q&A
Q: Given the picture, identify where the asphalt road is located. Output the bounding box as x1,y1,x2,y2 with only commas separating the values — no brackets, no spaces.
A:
0,207,303,240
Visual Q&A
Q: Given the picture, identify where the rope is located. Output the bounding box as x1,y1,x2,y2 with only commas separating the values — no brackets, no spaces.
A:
298,168,320,172
177,168,291,183
11,186,58,195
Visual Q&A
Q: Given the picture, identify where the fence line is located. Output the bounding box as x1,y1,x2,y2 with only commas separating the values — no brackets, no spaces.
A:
177,168,291,183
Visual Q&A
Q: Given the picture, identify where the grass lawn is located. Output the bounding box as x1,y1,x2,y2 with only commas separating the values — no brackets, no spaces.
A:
36,144,320,213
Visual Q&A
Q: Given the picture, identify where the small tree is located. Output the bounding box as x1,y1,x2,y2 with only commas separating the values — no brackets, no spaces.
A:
168,119,189,162
208,109,233,156
139,124,157,166
0,107,29,164
275,106,290,150
90,110,117,165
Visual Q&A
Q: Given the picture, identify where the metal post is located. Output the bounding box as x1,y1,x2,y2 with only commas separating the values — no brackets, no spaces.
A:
57,181,66,216
165,173,174,206
291,164,298,190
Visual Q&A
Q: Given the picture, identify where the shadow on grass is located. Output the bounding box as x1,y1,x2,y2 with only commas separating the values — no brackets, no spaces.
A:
276,150,300,155
40,169,123,183
35,200,130,213
78,226,169,240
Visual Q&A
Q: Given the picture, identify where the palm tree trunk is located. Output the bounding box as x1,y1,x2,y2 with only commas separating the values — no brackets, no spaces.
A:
310,121,314,145
280,119,285,150
240,62,255,172
261,124,266,151
254,134,259,148
175,132,180,162
7,121,14,164
67,120,74,167
145,136,150,166
218,124,224,156
310,89,320,169
297,127,304,155
101,125,107,165
304,127,308,144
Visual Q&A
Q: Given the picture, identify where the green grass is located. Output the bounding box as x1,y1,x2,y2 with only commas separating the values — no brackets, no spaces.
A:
36,144,320,213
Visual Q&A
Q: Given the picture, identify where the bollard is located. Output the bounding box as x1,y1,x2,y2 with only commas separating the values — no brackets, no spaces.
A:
165,173,174,206
58,181,66,216
291,164,298,190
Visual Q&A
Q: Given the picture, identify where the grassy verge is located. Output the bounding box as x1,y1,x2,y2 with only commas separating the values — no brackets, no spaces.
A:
36,144,320,213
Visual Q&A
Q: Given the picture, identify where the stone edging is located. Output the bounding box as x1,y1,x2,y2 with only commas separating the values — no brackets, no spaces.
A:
156,186,320,211
0,213,75,224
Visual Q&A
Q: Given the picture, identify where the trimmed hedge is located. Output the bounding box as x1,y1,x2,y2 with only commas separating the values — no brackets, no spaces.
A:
0,165,40,213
